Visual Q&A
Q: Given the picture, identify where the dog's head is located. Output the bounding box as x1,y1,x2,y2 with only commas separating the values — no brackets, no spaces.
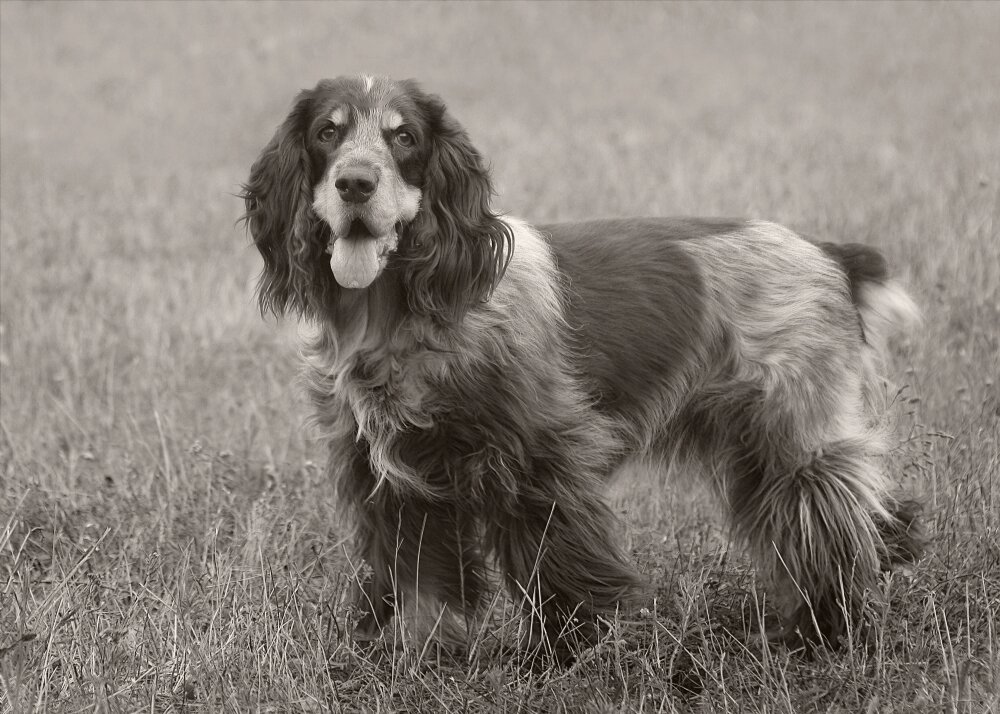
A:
242,75,513,322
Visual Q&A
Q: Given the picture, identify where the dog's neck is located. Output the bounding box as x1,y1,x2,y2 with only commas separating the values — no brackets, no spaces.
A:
314,270,441,380
326,272,402,342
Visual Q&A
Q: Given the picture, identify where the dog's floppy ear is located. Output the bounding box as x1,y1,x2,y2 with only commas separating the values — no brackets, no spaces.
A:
401,92,513,323
241,90,326,317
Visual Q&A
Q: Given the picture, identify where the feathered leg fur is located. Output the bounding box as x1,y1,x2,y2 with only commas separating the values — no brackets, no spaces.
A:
487,462,643,650
339,442,488,644
668,380,922,645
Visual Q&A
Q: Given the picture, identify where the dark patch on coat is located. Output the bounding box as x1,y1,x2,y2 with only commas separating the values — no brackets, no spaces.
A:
542,217,741,419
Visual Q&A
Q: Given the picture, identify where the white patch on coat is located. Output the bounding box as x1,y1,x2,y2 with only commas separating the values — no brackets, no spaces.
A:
679,221,861,441
381,109,404,131
856,280,921,357
329,106,348,126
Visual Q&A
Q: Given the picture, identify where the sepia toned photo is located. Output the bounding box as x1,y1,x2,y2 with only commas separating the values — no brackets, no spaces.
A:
1,2,997,711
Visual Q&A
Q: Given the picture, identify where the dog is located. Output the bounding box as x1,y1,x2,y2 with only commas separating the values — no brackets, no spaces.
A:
241,75,922,651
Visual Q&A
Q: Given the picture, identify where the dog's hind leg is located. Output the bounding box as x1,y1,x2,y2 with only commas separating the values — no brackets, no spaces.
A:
684,383,922,647
731,435,895,645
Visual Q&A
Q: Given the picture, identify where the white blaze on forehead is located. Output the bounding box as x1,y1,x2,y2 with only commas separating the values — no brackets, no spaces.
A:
329,106,348,125
381,109,404,131
362,75,374,93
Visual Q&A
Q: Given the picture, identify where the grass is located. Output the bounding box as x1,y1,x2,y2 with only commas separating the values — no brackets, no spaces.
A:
1,1,998,711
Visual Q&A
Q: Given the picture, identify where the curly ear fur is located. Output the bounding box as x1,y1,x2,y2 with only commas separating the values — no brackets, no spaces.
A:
241,91,329,317
401,94,513,323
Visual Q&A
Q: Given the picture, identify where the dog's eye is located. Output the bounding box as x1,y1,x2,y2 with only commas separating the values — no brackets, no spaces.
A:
318,125,339,143
394,130,415,148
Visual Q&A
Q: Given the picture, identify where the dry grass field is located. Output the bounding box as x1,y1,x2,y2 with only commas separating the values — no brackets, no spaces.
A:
2,2,998,712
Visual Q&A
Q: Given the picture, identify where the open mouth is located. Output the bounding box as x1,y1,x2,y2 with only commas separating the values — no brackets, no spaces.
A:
326,218,400,290
347,218,376,240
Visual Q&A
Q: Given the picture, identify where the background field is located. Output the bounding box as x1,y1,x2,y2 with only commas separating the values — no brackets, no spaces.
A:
1,2,998,712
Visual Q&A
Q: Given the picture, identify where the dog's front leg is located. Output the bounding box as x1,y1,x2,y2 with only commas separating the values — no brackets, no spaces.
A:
488,485,643,654
336,439,487,645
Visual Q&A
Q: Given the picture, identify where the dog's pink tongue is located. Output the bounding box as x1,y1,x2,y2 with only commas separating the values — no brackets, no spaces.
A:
330,237,380,289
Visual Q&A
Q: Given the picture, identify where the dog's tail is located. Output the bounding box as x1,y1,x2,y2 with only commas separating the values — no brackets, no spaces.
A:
821,242,920,357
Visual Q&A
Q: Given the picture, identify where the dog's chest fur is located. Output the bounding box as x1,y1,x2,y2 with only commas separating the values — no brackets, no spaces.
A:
303,218,621,499
304,299,472,495
345,329,445,434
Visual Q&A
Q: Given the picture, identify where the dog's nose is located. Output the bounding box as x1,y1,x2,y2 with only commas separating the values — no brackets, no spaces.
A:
335,166,378,204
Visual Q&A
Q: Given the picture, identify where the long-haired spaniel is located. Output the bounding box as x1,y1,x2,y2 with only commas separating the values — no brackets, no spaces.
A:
242,75,922,652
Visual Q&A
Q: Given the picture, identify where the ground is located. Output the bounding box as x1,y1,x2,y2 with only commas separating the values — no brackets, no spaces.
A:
1,2,998,712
